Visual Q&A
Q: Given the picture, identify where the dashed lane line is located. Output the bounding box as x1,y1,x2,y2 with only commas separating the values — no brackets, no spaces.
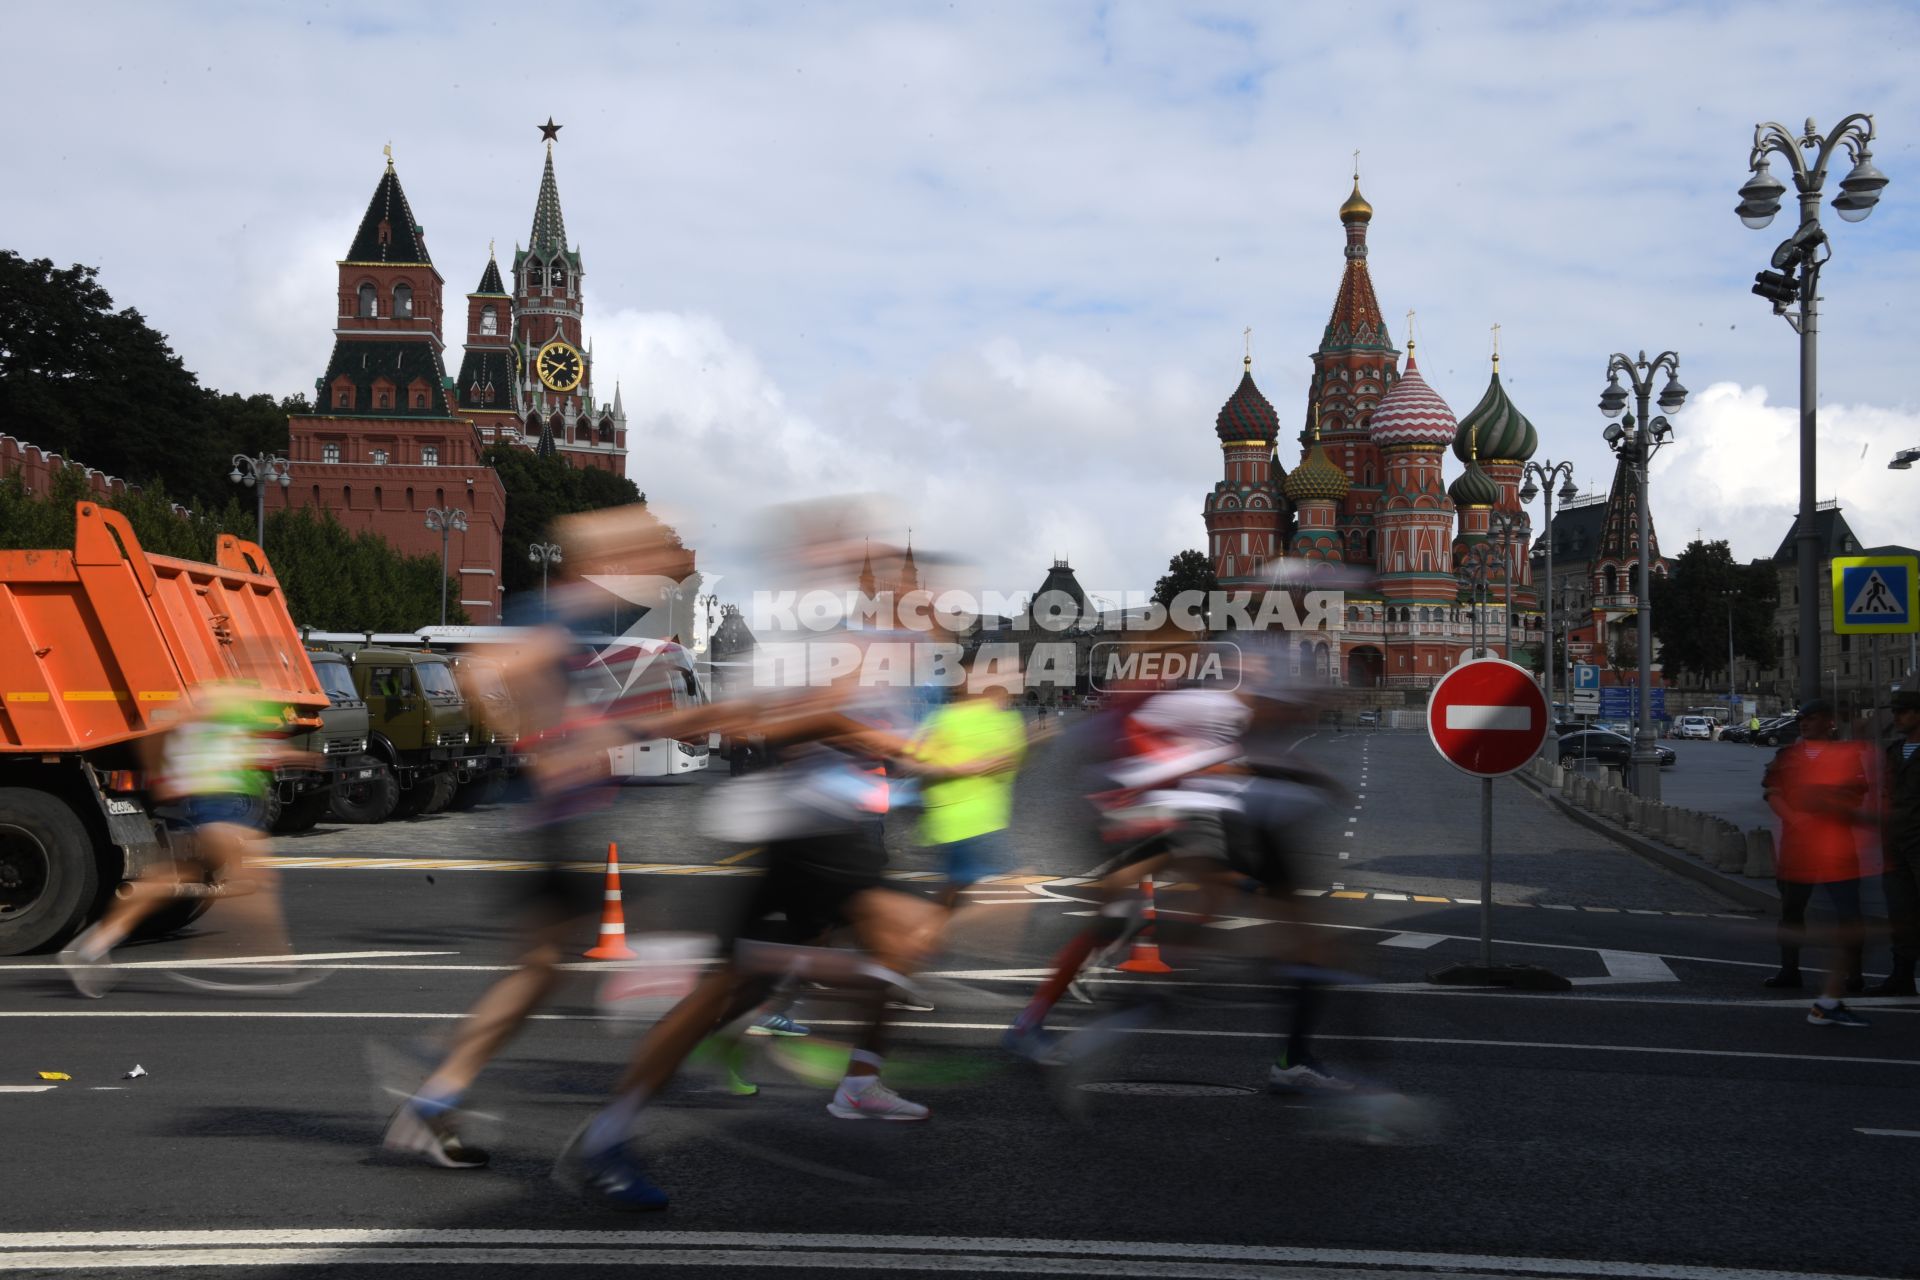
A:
250,857,1758,919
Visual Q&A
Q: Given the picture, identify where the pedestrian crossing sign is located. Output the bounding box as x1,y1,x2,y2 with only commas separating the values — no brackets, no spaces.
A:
1832,554,1918,634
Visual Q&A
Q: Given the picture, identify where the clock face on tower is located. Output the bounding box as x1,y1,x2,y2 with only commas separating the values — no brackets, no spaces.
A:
536,339,584,393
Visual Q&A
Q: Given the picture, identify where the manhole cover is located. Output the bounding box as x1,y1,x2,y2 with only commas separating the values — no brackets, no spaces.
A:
1076,1081,1255,1097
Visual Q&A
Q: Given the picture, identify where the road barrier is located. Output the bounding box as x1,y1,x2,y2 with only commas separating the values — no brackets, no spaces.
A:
1522,753,1776,905
1116,879,1174,974
584,843,636,961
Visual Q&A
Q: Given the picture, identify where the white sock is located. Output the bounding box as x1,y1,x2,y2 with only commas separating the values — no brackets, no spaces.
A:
840,1050,884,1094
1815,996,1839,1010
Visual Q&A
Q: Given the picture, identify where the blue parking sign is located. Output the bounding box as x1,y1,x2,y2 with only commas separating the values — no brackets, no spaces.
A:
1572,664,1601,691
1833,555,1918,635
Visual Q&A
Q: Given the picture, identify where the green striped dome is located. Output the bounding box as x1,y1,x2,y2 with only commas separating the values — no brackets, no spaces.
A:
1454,362,1537,463
1447,458,1501,507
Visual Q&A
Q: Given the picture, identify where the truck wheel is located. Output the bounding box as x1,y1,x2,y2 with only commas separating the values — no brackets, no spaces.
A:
330,765,399,824
0,788,102,956
256,788,285,833
449,773,507,811
416,772,459,816
275,791,332,835
389,773,438,820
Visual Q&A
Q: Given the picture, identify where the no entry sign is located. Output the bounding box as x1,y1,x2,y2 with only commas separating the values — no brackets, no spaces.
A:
1427,658,1549,777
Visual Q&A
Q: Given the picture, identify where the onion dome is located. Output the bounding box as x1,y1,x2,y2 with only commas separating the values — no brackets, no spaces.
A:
1216,359,1280,444
1369,347,1457,448
1454,358,1538,463
1339,178,1373,224
1448,458,1500,507
1284,438,1351,504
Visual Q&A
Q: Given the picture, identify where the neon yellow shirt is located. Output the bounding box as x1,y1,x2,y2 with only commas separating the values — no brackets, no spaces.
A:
914,699,1026,845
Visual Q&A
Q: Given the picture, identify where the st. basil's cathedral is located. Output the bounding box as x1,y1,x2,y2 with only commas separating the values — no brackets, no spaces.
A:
1202,176,1660,688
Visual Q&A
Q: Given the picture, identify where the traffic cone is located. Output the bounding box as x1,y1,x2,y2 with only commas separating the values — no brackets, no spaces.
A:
584,842,636,960
1116,878,1174,973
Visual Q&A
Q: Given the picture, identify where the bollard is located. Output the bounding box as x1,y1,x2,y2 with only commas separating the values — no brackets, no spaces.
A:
1671,809,1697,853
1713,820,1745,871
1743,827,1777,879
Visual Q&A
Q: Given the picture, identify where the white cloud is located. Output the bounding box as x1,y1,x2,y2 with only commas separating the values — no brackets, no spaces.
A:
1653,382,1920,560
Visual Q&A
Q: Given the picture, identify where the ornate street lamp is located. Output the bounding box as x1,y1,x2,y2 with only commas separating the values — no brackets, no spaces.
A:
1737,114,1887,706
1520,459,1579,735
1599,350,1686,801
528,541,563,613
229,453,292,547
424,506,468,627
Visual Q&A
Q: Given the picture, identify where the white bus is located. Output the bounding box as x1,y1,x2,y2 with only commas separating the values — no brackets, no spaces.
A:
413,627,712,778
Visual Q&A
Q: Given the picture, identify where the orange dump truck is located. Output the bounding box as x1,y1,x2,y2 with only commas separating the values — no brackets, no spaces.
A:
0,503,327,954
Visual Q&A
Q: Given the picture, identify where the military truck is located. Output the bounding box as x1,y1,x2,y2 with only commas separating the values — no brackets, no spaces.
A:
449,653,520,809
261,650,377,833
325,647,478,822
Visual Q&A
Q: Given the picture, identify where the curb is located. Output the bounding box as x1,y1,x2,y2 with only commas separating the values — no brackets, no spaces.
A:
1510,769,1779,914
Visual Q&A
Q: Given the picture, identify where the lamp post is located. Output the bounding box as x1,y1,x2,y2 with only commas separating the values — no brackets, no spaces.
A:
1457,539,1507,663
1488,511,1524,662
423,506,468,627
1736,114,1888,708
1722,588,1739,714
228,453,292,547
528,542,563,614
1599,351,1689,801
1520,461,1578,725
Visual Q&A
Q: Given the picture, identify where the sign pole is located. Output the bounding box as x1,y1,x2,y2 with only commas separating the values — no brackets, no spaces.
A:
1425,657,1571,992
1479,776,1494,969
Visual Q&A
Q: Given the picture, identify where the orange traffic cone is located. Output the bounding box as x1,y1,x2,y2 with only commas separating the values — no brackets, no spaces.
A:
584,842,636,961
1116,878,1174,973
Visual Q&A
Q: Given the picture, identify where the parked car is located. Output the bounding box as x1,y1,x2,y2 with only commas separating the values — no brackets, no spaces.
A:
1356,709,1381,728
1719,723,1752,744
1673,715,1715,740
1752,715,1800,748
1556,729,1677,769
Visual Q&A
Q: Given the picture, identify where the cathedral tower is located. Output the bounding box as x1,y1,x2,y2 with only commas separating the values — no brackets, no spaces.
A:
1369,336,1460,683
1204,355,1290,586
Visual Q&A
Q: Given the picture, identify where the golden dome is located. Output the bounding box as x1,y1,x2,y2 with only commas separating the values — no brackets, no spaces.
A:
1339,178,1373,223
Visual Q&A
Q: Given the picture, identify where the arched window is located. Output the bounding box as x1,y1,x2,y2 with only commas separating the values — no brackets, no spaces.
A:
342,485,353,507
1604,565,1618,595
405,487,414,508
374,486,383,507
480,305,498,335
1346,606,1359,623
1363,465,1375,486
527,261,544,287
435,488,445,506
393,284,413,318
577,422,593,444
599,420,614,443
526,412,541,439
357,283,377,317
551,414,566,442
550,259,567,289
334,387,352,409
411,391,427,409
321,442,340,464
1628,564,1641,595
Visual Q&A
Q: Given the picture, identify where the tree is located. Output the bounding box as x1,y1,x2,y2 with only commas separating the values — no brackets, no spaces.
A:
0,250,311,509
1648,540,1778,684
1153,549,1218,610
482,443,666,598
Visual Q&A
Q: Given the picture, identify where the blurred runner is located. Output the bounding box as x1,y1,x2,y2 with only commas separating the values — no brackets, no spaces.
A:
380,504,693,1169
1761,699,1878,1025
59,679,311,998
910,646,1036,909
1868,690,1920,996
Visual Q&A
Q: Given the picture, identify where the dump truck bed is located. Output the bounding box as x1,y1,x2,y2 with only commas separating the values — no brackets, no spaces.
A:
0,503,326,751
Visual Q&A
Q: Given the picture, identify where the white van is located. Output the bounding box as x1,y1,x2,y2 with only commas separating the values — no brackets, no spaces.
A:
1673,715,1715,740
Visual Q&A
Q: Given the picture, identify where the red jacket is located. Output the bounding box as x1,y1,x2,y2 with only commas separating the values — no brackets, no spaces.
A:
1765,739,1877,883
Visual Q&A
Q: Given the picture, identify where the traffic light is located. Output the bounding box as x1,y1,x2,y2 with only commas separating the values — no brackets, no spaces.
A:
1752,268,1799,307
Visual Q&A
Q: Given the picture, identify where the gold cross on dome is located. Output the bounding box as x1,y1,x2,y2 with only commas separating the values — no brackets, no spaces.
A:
1405,309,1416,351
1352,149,1360,182
1491,322,1501,363
383,141,393,170
1243,326,1252,367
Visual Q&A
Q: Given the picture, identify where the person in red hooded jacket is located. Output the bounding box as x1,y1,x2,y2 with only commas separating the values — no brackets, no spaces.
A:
1762,700,1879,1027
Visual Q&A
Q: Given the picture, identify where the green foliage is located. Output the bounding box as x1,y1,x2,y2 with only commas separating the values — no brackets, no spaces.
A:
1649,540,1779,681
0,472,460,630
1153,549,1219,609
482,443,657,596
0,250,309,508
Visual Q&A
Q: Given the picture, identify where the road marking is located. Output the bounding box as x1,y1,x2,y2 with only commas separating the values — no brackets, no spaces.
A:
0,1230,1897,1280
714,845,765,866
1855,1128,1920,1138
1596,951,1680,983
0,1085,56,1093
107,950,453,970
1380,933,1447,950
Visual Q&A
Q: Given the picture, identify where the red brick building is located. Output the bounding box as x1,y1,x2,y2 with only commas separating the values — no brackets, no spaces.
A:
273,131,632,623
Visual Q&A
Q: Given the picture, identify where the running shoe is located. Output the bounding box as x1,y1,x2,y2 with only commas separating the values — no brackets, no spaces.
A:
827,1080,930,1121
57,946,115,1000
1001,1024,1062,1065
1761,970,1804,990
382,1102,489,1169
1807,1002,1869,1028
745,1012,811,1037
577,1141,671,1210
1268,1060,1355,1093
885,997,935,1013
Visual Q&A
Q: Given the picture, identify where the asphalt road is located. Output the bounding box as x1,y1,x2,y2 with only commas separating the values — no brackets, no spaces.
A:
4,724,1917,1279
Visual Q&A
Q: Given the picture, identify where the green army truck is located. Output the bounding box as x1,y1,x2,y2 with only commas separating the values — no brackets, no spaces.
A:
263,650,378,833
448,653,520,809
326,647,479,822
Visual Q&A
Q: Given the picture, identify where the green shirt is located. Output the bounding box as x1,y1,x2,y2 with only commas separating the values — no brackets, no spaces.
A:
914,700,1026,845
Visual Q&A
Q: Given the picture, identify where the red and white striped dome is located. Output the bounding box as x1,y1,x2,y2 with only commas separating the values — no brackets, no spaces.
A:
1369,349,1457,448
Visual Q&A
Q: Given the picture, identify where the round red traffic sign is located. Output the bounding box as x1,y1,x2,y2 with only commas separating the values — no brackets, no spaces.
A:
1426,657,1549,777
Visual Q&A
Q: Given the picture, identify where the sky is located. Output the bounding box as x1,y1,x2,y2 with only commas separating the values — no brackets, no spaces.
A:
6,0,1918,600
